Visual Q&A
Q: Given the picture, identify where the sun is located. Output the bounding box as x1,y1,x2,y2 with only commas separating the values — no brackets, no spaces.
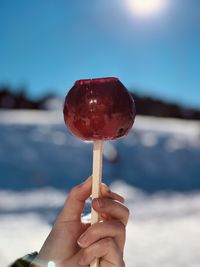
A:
126,0,167,17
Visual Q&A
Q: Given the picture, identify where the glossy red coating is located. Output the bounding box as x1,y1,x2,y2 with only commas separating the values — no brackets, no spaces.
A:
63,77,136,141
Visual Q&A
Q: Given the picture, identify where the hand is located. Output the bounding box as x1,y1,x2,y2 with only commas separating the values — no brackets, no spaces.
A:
32,177,129,267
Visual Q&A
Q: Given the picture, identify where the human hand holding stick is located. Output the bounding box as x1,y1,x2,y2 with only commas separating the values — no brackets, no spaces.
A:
31,177,129,267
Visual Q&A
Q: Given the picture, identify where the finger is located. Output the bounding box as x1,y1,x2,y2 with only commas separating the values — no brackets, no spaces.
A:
92,198,129,226
78,237,124,266
100,184,125,220
77,220,125,250
57,176,92,222
101,183,124,203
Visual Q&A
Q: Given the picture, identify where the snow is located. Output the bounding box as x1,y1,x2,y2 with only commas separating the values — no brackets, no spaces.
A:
1,184,200,267
0,111,200,266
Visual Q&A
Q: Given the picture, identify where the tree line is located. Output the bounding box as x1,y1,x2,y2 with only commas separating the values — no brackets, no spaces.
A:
0,85,200,120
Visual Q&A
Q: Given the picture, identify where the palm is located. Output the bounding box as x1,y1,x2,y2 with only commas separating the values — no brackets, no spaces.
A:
56,220,88,259
38,220,89,266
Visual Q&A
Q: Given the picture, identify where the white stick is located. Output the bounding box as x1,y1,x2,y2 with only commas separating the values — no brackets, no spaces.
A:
90,140,103,267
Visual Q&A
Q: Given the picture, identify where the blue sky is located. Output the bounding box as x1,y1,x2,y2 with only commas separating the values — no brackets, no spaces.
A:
0,0,200,108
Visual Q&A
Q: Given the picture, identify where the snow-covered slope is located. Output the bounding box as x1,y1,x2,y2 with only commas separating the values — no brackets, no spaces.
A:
0,111,200,266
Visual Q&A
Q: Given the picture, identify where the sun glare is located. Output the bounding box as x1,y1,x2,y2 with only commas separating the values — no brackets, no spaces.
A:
127,0,167,17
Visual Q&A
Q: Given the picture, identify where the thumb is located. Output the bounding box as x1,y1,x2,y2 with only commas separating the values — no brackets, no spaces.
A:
57,176,92,222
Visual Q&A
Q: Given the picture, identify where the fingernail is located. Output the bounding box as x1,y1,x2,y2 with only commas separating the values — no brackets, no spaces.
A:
77,233,87,246
102,183,111,193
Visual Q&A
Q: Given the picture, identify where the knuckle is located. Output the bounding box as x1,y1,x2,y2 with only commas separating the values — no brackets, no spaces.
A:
85,228,94,240
118,221,126,233
104,237,115,248
68,187,78,198
124,206,130,218
113,220,125,233
121,259,125,267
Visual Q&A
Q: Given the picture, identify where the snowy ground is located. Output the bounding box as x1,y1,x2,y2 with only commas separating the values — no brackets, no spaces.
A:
0,111,200,266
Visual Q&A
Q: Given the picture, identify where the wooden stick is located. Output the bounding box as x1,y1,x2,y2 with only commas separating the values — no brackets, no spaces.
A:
90,140,103,267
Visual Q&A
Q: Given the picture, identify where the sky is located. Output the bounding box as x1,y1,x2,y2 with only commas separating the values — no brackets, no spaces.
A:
0,0,200,108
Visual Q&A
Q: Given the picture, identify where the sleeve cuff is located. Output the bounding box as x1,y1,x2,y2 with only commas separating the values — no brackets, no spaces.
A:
9,252,38,267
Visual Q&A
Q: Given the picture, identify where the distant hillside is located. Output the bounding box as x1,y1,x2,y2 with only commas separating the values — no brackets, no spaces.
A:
131,93,200,120
0,86,200,120
0,86,56,110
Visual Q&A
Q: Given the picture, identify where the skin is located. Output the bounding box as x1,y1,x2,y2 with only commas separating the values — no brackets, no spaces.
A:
31,177,129,267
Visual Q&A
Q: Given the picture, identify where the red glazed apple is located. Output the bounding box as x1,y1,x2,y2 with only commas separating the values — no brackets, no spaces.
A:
63,77,136,141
